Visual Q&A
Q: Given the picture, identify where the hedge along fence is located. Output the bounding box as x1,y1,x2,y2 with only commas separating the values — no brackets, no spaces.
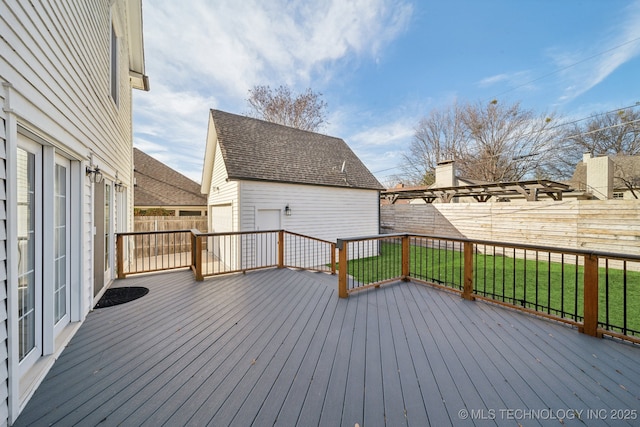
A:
380,199,640,257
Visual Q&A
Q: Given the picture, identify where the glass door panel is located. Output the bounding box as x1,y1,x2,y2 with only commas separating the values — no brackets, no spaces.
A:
16,140,42,373
54,157,71,333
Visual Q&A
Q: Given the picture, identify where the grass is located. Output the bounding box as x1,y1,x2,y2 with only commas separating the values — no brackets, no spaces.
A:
346,241,640,336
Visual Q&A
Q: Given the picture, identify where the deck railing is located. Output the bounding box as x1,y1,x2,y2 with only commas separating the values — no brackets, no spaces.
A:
116,230,194,277
337,233,640,343
117,229,335,280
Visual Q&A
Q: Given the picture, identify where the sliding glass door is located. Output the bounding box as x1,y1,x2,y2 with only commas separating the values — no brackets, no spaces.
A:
17,140,42,373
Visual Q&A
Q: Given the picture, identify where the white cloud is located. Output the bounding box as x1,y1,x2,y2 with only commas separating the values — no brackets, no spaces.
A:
551,0,640,103
477,71,536,93
143,0,413,98
136,0,413,182
341,113,418,181
133,83,217,183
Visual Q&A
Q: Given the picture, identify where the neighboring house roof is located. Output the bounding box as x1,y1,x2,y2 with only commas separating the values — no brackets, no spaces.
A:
134,148,206,207
571,154,640,190
202,109,384,191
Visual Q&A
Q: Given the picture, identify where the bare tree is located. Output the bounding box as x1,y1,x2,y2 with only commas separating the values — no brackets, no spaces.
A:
402,102,467,185
560,108,640,171
616,163,640,199
403,99,562,185
247,85,328,132
565,108,640,156
556,108,640,187
461,100,561,182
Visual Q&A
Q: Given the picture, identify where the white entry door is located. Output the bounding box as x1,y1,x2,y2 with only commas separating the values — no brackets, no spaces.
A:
210,204,233,268
256,209,280,266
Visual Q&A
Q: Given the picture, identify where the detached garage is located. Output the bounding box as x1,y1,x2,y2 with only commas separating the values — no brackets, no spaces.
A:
200,109,383,244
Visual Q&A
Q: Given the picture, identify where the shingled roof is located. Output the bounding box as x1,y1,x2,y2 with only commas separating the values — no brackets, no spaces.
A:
206,109,383,190
134,148,206,207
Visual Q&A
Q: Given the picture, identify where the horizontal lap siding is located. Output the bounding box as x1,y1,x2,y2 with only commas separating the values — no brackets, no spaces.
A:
208,142,238,231
1,0,140,424
1,1,137,309
240,181,379,242
382,199,640,255
0,1,134,177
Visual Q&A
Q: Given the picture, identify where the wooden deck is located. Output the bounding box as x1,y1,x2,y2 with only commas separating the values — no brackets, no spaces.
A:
15,268,640,426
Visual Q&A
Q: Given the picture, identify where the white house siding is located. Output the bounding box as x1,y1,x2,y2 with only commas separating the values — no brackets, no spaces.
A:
206,143,239,269
207,141,239,231
1,0,140,423
240,181,380,265
240,181,379,240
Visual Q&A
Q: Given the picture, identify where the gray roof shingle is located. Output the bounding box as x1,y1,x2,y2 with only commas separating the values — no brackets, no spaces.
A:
211,109,384,190
134,148,206,207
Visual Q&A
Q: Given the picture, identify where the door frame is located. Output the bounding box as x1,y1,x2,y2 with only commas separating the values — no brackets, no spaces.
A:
16,137,43,376
52,155,71,337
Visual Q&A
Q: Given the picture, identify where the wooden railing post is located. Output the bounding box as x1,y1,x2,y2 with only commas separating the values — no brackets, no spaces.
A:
330,243,336,275
581,253,600,337
190,230,196,270
278,230,285,268
338,239,348,298
401,235,410,281
116,233,125,279
194,232,203,281
462,241,475,301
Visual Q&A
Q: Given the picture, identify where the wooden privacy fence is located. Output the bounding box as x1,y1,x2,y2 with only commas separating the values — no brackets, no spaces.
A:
133,215,207,232
337,233,640,343
116,229,336,280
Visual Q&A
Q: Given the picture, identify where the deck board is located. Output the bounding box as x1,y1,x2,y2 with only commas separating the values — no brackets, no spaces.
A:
15,268,640,427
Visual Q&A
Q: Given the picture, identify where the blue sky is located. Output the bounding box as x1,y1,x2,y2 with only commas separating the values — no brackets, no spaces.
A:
133,0,640,186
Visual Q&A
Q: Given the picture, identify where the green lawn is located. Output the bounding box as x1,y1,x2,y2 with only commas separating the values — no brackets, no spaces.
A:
346,242,640,336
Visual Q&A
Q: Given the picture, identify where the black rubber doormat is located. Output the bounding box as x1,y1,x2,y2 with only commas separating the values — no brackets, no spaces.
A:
94,287,149,309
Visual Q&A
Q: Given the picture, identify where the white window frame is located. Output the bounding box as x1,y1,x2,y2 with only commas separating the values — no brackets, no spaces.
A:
53,155,71,336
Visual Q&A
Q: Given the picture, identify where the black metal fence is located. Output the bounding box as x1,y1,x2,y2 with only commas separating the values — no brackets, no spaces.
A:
337,233,640,343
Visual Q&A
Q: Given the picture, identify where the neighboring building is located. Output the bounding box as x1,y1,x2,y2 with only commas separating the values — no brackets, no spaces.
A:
201,110,383,243
1,1,147,423
134,148,207,216
571,153,640,200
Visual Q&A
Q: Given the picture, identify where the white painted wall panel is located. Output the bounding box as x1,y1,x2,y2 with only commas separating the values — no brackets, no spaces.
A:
240,181,379,242
207,142,238,231
0,2,134,183
1,0,142,423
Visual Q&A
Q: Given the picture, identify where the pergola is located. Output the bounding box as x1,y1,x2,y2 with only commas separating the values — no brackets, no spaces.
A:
382,179,574,204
